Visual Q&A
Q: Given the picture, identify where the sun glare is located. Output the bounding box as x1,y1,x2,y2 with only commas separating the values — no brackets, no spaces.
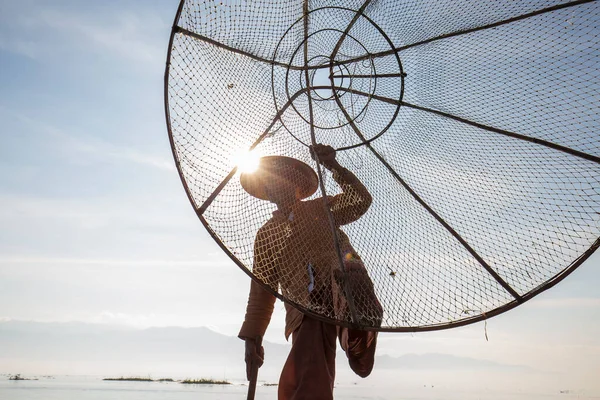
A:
233,149,261,173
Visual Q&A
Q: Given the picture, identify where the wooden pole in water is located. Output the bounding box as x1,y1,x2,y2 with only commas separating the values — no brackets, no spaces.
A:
246,336,263,400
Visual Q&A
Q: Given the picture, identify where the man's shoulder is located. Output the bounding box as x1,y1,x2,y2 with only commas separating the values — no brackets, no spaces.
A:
297,196,335,213
256,216,286,236
298,196,332,207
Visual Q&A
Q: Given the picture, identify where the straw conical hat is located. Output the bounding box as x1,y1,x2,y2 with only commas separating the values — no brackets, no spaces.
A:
240,156,318,201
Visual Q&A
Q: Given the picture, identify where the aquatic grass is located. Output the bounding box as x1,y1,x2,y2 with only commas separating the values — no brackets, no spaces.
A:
180,378,231,385
103,376,154,382
8,374,38,381
102,376,230,385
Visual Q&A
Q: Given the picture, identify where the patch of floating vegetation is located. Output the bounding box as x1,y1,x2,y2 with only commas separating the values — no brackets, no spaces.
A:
180,378,231,385
103,377,154,382
8,374,37,381
102,377,229,385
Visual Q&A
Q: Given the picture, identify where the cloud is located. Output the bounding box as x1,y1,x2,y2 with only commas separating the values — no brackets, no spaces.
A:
0,37,38,59
0,188,204,263
89,311,158,328
0,192,149,227
529,297,600,309
37,8,166,63
0,256,232,269
1,105,175,171
104,147,176,171
0,3,168,65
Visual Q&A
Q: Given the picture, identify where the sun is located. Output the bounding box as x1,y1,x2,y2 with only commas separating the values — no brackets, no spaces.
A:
232,149,261,173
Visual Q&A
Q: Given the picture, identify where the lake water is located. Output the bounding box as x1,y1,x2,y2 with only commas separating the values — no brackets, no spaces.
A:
1,376,598,400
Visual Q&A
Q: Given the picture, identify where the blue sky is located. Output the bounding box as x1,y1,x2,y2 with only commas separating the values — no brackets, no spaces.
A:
0,0,599,393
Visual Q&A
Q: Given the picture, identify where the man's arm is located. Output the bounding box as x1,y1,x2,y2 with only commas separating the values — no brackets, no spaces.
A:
312,144,373,225
239,226,278,339
240,279,273,380
238,226,279,379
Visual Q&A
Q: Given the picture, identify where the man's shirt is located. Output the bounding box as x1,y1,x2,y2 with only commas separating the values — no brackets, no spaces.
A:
239,166,372,340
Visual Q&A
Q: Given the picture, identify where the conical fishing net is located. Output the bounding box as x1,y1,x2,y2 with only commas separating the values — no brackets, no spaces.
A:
165,0,600,331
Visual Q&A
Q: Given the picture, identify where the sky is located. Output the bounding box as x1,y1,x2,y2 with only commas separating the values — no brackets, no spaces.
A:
0,0,599,394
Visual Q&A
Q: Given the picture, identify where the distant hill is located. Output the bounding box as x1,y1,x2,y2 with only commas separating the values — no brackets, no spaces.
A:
0,321,531,379
0,320,287,379
377,353,532,372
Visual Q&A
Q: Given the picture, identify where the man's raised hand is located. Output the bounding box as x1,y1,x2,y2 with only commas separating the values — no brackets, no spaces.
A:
310,144,339,170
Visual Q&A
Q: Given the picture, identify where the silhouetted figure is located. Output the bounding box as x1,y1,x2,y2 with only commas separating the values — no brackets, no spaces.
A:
239,144,382,400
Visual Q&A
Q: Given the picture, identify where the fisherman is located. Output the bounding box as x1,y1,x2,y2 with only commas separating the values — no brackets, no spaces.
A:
238,144,383,400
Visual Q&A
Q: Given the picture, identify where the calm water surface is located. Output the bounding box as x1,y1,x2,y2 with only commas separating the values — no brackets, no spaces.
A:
0,376,597,400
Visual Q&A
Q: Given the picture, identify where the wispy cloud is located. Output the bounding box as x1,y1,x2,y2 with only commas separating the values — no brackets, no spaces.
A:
529,297,600,308
0,37,38,59
1,105,175,171
104,147,175,171
0,191,191,239
0,3,168,65
0,312,196,329
0,256,231,269
37,9,166,63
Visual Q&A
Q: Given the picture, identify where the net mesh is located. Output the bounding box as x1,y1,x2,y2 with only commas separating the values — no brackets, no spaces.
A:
165,0,600,331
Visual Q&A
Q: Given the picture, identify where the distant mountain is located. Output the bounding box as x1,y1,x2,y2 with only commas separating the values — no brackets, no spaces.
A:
0,321,532,378
0,320,288,379
376,353,533,372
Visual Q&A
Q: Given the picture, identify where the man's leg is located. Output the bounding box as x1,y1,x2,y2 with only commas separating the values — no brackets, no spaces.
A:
278,316,337,400
338,327,377,378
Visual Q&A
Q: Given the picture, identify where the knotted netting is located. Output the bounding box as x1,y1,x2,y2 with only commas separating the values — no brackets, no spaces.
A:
165,0,600,331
